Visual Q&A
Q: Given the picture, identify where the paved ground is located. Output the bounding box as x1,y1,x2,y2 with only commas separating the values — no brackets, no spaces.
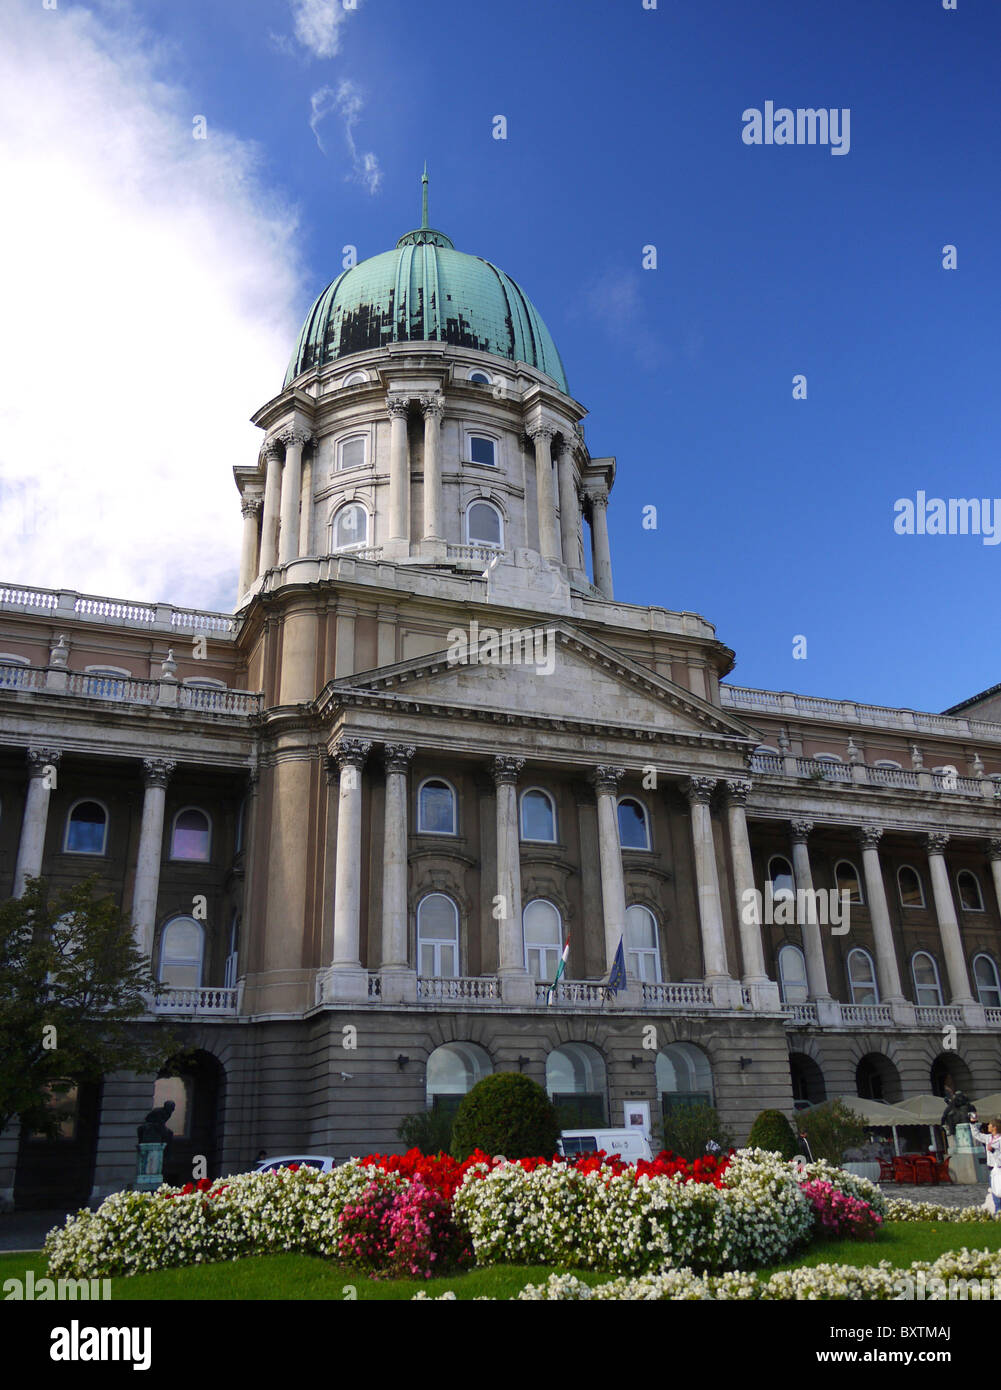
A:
0,1210,73,1252
881,1183,990,1209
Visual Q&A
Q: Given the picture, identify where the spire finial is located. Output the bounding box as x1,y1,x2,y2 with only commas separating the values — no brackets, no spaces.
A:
421,163,429,229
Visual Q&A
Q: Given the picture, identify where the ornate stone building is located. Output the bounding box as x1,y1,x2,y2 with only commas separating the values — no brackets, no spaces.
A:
3,178,1001,1206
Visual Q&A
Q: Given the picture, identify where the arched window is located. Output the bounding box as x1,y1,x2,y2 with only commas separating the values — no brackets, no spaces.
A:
933,765,959,791
656,1043,713,1112
0,654,30,690
64,800,108,856
336,434,367,470
625,904,661,983
973,954,1001,1008
417,894,459,978
467,370,491,385
341,371,368,388
957,870,984,911
417,778,456,835
523,899,563,981
768,855,796,899
331,502,368,550
546,1042,607,1126
426,1042,491,1116
158,917,204,988
83,666,131,699
847,948,879,1005
170,808,211,861
466,433,496,467
617,798,650,850
520,788,556,842
873,759,902,770
777,944,808,1004
898,865,925,908
834,860,864,903
911,951,943,1007
465,500,503,548
815,753,842,762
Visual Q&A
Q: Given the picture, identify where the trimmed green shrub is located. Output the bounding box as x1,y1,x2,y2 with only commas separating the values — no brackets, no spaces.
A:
656,1103,733,1162
746,1109,799,1160
397,1108,455,1155
450,1072,559,1160
797,1098,867,1164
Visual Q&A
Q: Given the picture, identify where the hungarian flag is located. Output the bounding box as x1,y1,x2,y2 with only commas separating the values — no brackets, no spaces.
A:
546,938,570,1005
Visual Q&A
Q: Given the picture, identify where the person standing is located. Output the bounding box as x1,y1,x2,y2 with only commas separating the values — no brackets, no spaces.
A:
970,1116,1001,1213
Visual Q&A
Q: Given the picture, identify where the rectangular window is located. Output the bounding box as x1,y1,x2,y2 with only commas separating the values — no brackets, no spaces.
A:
468,436,496,467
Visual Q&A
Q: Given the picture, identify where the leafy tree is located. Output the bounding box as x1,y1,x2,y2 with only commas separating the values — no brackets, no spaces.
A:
656,1103,732,1161
451,1073,559,1160
397,1107,455,1155
0,877,176,1138
796,1098,867,1163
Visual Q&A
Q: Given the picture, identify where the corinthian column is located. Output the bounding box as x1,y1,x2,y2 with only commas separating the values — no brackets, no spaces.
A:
258,437,283,574
528,423,562,561
278,428,310,566
857,826,904,1002
331,739,371,971
590,765,627,975
386,395,411,544
492,756,525,978
724,779,768,983
13,748,62,896
238,496,262,599
556,436,580,568
132,759,175,959
685,777,730,979
926,832,975,1004
790,821,832,1000
589,491,614,599
420,394,445,540
989,840,1001,929
381,745,415,971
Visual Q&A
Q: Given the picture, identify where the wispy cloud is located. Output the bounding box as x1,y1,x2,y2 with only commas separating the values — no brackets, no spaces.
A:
310,79,382,194
581,269,669,369
291,0,352,60
0,1,303,611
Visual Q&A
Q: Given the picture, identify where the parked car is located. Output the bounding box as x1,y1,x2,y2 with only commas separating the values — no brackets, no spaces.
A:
557,1129,653,1162
253,1155,337,1174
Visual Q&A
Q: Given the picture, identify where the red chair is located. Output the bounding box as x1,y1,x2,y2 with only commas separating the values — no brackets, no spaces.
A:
911,1156,935,1185
878,1158,895,1183
934,1155,951,1185
893,1156,917,1183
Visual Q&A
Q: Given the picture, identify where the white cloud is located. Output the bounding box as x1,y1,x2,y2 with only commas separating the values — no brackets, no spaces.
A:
291,0,351,60
310,79,382,195
582,270,669,369
0,2,304,613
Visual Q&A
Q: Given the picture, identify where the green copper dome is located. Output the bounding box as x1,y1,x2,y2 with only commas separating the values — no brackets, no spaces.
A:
284,174,568,393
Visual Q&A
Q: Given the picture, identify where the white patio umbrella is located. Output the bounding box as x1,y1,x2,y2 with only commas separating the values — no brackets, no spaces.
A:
834,1096,917,1156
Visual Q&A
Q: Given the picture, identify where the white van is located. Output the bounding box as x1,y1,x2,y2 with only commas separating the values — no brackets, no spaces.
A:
557,1129,653,1162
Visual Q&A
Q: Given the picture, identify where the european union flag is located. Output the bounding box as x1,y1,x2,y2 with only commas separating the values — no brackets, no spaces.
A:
605,937,627,993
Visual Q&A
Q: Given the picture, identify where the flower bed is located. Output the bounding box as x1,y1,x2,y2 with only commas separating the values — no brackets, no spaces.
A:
44,1147,885,1282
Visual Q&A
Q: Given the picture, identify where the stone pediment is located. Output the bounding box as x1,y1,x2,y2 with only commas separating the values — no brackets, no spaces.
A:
326,623,756,745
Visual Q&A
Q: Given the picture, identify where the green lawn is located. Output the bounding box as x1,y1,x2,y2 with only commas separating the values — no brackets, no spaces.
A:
3,1222,1000,1300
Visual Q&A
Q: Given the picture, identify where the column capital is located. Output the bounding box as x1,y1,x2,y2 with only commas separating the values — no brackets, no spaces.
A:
278,426,312,450
527,422,557,445
332,738,372,771
790,819,814,844
142,758,176,788
988,838,1001,862
26,747,61,777
587,488,609,511
684,775,717,806
491,755,525,787
385,394,411,419
383,743,416,775
858,824,883,851
555,433,577,460
724,778,753,805
590,764,626,794
418,393,445,420
262,436,284,461
241,495,263,519
926,831,950,856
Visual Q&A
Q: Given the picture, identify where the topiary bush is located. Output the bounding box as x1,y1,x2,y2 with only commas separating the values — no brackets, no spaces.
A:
450,1072,559,1160
656,1104,733,1162
746,1109,799,1160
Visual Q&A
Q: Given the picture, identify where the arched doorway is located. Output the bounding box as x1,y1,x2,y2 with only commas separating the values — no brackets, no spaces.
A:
656,1043,714,1118
546,1043,607,1126
856,1052,902,1103
153,1051,224,1185
426,1042,492,1122
14,1078,102,1210
930,1051,974,1099
789,1052,826,1109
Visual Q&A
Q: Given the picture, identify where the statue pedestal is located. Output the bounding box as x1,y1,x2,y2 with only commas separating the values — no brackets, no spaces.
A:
135,1142,166,1191
948,1125,987,1186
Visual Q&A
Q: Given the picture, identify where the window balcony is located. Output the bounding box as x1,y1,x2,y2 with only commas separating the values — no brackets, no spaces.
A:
150,986,239,1017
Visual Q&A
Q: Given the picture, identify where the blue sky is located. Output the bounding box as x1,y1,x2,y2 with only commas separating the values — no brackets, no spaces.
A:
2,0,999,714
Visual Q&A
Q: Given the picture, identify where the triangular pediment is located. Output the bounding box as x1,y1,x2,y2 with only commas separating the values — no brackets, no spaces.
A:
324,623,756,745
